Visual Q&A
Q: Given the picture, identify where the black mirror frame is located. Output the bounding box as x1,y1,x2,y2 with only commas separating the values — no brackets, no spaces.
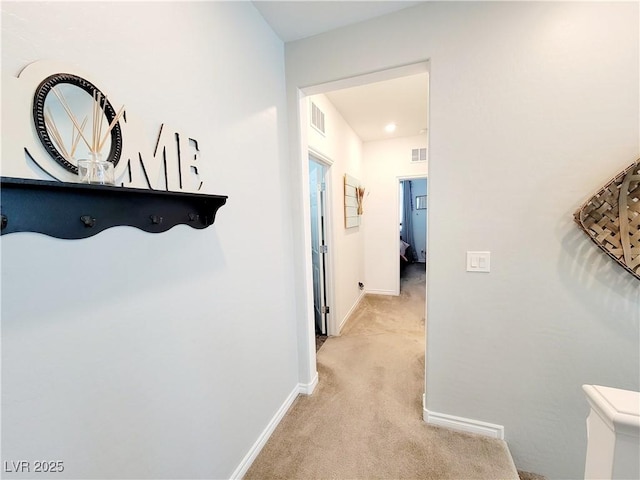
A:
32,73,123,175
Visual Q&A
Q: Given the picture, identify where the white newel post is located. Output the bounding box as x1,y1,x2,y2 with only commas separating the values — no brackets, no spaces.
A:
583,385,640,480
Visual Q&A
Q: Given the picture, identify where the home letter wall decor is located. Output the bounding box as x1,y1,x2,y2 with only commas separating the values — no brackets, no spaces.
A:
2,60,204,193
0,60,226,239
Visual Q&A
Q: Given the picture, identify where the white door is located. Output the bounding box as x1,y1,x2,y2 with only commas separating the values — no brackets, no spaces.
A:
309,158,328,334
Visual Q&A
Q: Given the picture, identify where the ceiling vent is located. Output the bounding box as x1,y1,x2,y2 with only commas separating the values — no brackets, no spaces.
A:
311,102,325,135
411,148,427,162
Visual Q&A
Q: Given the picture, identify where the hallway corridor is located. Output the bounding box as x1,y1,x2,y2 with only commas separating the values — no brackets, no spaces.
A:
245,263,517,479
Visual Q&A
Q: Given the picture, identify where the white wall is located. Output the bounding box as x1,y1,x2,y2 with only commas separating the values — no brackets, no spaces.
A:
1,2,297,479
307,94,365,333
363,135,428,295
286,2,640,478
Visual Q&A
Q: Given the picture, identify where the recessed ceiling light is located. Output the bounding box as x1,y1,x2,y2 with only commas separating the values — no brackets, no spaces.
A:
385,123,397,133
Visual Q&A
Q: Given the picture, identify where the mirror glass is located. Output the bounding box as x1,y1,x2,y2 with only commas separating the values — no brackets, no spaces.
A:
33,73,122,175
43,83,112,164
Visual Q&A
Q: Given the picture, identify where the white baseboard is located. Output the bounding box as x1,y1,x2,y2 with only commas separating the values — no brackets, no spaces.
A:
298,372,318,395
365,289,396,296
230,384,299,479
423,394,504,439
338,290,365,333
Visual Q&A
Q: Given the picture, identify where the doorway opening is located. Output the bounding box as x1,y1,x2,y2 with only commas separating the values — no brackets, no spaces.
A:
297,61,430,392
399,177,428,294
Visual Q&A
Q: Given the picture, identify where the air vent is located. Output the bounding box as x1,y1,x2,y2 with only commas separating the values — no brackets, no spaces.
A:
311,102,325,135
411,148,427,162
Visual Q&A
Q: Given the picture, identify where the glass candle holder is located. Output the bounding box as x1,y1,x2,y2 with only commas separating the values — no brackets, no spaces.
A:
77,152,114,185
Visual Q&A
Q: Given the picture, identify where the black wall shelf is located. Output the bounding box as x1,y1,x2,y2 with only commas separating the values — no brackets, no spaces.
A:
0,177,227,240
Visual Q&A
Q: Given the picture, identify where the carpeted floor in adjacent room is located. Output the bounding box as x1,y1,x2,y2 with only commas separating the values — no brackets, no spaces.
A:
245,263,520,480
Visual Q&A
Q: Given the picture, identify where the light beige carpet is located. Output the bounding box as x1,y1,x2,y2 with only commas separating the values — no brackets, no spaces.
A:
245,264,519,480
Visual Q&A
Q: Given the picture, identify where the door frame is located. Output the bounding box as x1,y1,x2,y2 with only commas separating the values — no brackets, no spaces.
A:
309,149,336,336
295,62,430,393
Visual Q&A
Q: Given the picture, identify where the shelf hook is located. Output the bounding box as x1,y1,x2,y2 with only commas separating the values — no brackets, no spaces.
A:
80,215,96,228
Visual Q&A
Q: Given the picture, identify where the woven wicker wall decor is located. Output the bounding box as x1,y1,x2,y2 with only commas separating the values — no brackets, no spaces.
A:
574,159,640,280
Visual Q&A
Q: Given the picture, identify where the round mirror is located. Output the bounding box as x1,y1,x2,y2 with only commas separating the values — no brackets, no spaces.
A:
33,73,122,174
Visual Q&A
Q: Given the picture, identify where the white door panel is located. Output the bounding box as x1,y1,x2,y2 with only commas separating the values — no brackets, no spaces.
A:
309,158,327,334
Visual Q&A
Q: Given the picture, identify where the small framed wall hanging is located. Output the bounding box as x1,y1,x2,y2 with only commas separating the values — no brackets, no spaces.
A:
344,174,364,228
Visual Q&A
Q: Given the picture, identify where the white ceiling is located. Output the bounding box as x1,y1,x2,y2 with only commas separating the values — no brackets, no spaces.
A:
252,1,423,43
324,73,428,143
253,1,429,143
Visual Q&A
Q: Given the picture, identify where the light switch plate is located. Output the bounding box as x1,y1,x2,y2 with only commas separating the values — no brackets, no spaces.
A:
467,251,490,272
